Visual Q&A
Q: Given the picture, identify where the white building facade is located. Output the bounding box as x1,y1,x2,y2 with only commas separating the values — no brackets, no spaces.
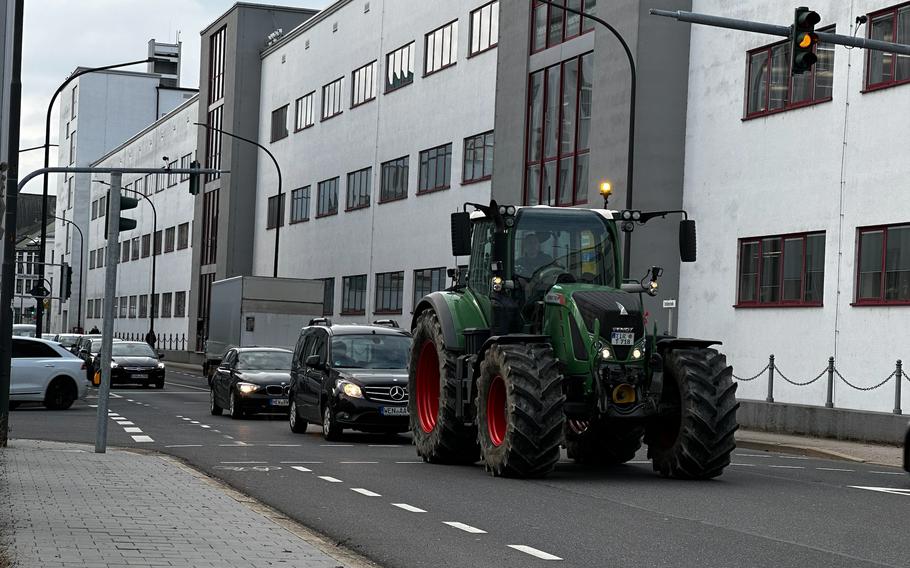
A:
254,0,500,323
679,0,910,412
84,96,199,348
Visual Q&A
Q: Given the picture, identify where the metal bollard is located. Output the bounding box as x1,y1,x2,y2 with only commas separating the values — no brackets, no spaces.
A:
766,354,775,403
895,360,903,415
825,356,835,408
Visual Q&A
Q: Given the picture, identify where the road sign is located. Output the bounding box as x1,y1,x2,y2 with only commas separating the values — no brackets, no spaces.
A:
28,284,49,299
663,299,677,309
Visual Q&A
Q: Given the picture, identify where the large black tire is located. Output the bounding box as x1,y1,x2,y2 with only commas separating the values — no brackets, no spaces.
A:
646,348,738,479
566,421,645,465
44,377,77,410
289,398,308,433
408,310,478,464
476,343,565,478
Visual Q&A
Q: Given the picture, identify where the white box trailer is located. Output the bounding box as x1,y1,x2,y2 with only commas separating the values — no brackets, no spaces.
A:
203,276,323,378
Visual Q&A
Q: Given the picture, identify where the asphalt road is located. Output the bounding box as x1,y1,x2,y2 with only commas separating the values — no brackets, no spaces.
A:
10,368,910,568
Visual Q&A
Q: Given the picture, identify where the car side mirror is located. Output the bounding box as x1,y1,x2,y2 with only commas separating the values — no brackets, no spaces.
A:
451,212,471,257
305,354,325,369
679,219,697,262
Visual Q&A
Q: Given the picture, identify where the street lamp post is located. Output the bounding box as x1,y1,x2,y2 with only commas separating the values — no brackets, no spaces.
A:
194,122,283,278
51,215,84,332
34,57,155,338
533,1,638,279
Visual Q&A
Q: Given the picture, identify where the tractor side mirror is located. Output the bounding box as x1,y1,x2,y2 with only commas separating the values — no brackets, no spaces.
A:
679,219,697,262
451,212,472,257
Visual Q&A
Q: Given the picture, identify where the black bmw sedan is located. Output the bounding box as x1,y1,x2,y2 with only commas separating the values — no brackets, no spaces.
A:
209,347,292,418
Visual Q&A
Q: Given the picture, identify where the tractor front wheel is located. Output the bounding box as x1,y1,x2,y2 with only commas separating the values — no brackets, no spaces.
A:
476,343,565,478
646,348,738,479
566,421,644,466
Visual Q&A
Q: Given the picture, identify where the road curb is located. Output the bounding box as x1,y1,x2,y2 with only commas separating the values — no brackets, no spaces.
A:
736,439,867,463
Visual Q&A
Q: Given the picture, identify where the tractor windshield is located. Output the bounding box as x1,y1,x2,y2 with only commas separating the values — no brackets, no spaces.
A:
512,208,617,294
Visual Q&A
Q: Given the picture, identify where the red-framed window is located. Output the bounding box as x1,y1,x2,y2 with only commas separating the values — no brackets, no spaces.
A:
425,20,458,76
374,271,404,314
531,0,596,54
736,232,825,307
524,51,591,206
855,223,910,305
341,274,367,315
865,3,910,92
744,26,834,119
351,61,377,108
463,130,494,184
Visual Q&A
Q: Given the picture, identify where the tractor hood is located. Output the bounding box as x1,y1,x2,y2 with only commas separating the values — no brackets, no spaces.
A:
566,287,645,360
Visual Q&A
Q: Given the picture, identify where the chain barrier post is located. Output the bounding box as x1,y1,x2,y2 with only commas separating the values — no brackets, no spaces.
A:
765,354,775,403
895,360,903,415
825,356,835,408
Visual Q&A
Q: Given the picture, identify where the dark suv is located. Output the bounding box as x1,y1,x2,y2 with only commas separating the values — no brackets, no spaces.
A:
288,319,412,440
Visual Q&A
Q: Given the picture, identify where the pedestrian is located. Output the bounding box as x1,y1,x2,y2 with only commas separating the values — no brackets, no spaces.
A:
89,325,100,334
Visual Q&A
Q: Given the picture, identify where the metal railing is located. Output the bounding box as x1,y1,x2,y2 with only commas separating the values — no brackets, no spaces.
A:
113,332,188,352
733,355,908,415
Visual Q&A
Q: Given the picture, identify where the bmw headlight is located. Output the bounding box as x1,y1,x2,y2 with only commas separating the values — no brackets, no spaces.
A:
237,382,259,395
337,380,363,399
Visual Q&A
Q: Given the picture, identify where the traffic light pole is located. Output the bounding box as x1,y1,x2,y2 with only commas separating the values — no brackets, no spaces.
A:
650,9,910,56
52,215,83,331
95,173,121,453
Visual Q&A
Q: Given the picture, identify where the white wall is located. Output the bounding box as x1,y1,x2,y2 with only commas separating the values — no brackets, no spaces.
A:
84,96,199,346
680,0,910,412
254,0,498,322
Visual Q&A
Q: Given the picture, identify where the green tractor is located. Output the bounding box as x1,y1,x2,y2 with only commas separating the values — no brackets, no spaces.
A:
408,201,738,479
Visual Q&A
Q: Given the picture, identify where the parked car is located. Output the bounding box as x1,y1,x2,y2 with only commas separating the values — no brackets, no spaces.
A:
12,324,36,337
50,333,82,350
288,319,412,440
209,347,293,418
10,337,89,410
101,341,166,389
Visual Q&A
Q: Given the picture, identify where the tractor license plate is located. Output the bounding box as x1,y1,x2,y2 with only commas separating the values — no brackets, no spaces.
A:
611,331,635,346
381,406,408,416
270,399,289,406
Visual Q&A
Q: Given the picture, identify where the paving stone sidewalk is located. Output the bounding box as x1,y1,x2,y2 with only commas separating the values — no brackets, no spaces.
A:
0,439,359,568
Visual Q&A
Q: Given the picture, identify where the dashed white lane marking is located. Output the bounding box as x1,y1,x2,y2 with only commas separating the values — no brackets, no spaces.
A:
443,522,487,534
849,486,910,496
223,435,234,439
131,435,154,443
221,461,266,464
165,444,202,448
123,427,143,433
768,465,804,469
778,455,809,460
190,421,200,424
268,444,300,447
318,476,343,483
321,444,354,447
164,381,208,391
735,453,772,458
870,471,904,475
508,545,562,561
730,463,756,467
351,488,381,497
282,461,323,464
115,421,134,426
88,404,97,408
290,466,312,472
110,393,123,399
627,460,650,464
201,425,211,429
395,461,424,464
340,461,378,464
392,503,426,513
127,399,134,402
182,418,192,421
368,444,406,447
816,467,854,472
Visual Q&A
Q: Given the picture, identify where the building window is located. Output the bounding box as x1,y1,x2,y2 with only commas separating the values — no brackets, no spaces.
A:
418,143,452,194
317,177,339,217
71,85,78,119
380,156,409,203
525,52,592,206
320,277,335,316
179,154,192,181
141,234,151,258
270,105,289,142
134,176,144,196
267,194,285,229
88,250,96,270
94,298,102,318
463,130,494,183
131,237,140,261
414,267,447,304
208,26,226,104
342,275,367,315
201,189,219,265
745,26,834,118
121,241,130,263
469,1,499,56
150,294,159,318
154,230,163,256
91,200,98,220
425,20,458,76
295,92,315,131
87,299,93,318
865,4,910,91
145,173,155,195
139,295,148,319
167,160,178,187
96,248,104,268
736,232,825,307
175,291,187,317
69,130,76,165
856,223,910,305
205,105,223,182
177,223,189,250
385,42,415,92
164,227,176,253
98,195,106,217
321,77,344,120
128,296,137,319
375,271,404,314
531,0,597,53
290,187,310,223
346,167,371,211
161,293,173,318
351,61,377,107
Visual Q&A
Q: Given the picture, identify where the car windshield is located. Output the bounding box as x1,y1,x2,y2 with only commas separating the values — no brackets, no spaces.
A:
330,334,411,369
112,343,157,358
236,351,292,370
57,335,80,347
90,340,103,352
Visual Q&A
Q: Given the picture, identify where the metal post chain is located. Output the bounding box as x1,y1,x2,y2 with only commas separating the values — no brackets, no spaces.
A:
732,362,770,381
773,364,828,387
833,368,895,391
903,369,910,383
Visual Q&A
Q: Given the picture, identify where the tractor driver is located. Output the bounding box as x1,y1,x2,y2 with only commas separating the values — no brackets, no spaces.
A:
515,233,554,278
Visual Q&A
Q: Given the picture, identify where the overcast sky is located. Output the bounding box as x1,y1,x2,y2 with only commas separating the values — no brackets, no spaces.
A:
18,0,326,193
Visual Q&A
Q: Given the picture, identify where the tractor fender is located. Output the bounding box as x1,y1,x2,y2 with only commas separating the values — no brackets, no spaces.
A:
412,294,461,352
655,337,722,353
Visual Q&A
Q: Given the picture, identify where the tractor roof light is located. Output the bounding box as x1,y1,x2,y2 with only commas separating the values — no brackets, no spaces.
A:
599,181,612,197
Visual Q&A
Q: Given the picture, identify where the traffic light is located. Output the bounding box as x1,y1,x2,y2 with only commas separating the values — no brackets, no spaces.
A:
188,160,201,195
104,191,140,238
61,263,73,300
791,7,821,75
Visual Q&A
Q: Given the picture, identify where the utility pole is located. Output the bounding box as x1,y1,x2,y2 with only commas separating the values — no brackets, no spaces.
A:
95,173,121,453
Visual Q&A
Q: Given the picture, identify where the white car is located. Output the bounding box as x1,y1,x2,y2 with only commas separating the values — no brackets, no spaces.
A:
11,337,90,410
12,324,36,337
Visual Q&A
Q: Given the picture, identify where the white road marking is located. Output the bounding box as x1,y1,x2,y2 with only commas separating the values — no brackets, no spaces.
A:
165,444,202,448
221,461,267,464
768,465,804,469
131,435,154,443
870,471,904,475
281,461,323,464
318,476,343,483
507,545,562,561
123,427,143,433
201,425,211,429
368,444,406,447
340,461,378,464
321,444,354,447
443,522,487,534
267,444,300,447
181,418,192,421
391,503,426,513
849,486,910,496
816,467,854,472
110,393,122,398
127,399,134,402
394,461,424,464
175,415,182,418
115,421,134,426
778,455,809,460
735,453,772,458
290,466,312,473
219,443,253,447
190,421,200,424
223,435,234,439
351,488,381,497
164,381,208,391
730,463,756,467
88,404,97,408
627,460,650,464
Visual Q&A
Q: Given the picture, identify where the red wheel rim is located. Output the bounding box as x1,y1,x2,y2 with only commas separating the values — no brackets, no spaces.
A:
487,375,507,447
415,340,440,433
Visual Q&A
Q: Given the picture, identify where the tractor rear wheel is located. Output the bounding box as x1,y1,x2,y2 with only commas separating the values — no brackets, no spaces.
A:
566,421,644,465
646,348,738,479
476,343,565,478
408,310,478,464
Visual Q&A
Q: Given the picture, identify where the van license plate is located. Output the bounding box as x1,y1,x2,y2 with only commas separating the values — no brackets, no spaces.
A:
270,399,289,406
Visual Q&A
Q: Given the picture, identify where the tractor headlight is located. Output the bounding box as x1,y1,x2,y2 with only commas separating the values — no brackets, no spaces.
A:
491,275,504,292
337,380,363,399
505,205,516,215
631,347,644,360
237,382,258,395
600,347,613,360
